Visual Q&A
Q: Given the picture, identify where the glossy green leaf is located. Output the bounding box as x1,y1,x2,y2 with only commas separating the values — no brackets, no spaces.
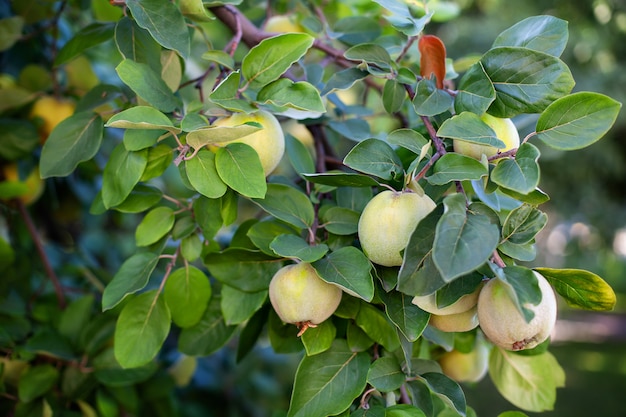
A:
135,206,174,246
114,17,161,71
493,15,568,57
383,79,406,113
112,184,163,213
215,143,266,198
491,142,540,194
481,47,574,118
493,266,541,322
320,206,360,235
535,92,622,150
287,340,369,417
302,172,379,187
251,183,314,229
220,285,267,325
355,303,401,351
209,70,258,112
141,143,173,181
18,364,59,402
204,249,282,292
436,272,484,308
126,0,190,59
242,33,314,88
185,149,227,199
247,220,300,256
343,138,404,180
367,356,405,392
344,43,393,73
321,67,368,95
427,153,488,185
387,128,430,155
301,320,336,356
270,234,329,262
164,266,211,328
420,372,467,416
257,79,326,113
55,22,115,66
535,268,616,311
40,112,103,178
116,59,181,112
412,78,453,116
114,290,171,368
313,246,374,302
102,143,148,209
102,252,160,311
178,296,237,356
437,111,506,147
433,194,500,281
454,62,496,115
379,290,429,342
502,204,547,245
106,106,180,133
285,133,315,175
498,240,537,262
489,348,565,412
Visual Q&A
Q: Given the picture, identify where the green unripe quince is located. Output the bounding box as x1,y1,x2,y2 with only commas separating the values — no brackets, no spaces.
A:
358,189,436,267
269,262,342,335
453,113,520,160
477,271,557,351
439,336,490,383
212,110,285,176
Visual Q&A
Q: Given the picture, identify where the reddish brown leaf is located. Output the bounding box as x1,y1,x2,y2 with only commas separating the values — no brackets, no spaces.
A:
419,35,447,89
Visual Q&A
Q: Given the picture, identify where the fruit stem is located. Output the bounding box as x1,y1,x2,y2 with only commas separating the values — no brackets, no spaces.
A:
16,199,66,309
296,321,317,337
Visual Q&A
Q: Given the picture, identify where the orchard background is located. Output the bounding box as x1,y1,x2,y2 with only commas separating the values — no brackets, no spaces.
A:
0,0,625,417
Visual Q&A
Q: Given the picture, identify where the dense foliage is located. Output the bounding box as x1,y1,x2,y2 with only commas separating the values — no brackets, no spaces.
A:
0,1,622,416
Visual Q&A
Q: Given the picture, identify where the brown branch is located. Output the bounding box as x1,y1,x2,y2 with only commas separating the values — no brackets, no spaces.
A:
16,200,66,309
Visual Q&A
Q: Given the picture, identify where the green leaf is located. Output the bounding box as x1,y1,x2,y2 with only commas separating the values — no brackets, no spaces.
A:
386,404,427,417
164,266,211,328
498,240,537,263
186,122,262,150
332,16,381,44
320,67,368,95
320,206,360,235
494,266,541,322
221,286,267,325
379,290,430,342
344,43,393,73
209,70,258,112
204,249,282,292
535,268,616,311
270,234,329,262
535,92,622,150
106,106,180,133
489,348,565,412
116,59,181,112
135,206,174,247
313,246,374,302
101,143,148,209
40,112,103,178
114,290,171,368
111,184,163,213
257,79,326,113
302,172,379,187
179,0,215,22
126,0,190,59
242,33,314,88
427,153,488,185
285,133,315,175
454,62,496,115
181,233,202,262
420,372,467,417
343,138,404,181
55,22,115,66
367,356,405,392
0,16,24,52
387,128,430,155
201,50,234,68
493,15,568,57
327,118,371,141
412,78,453,116
502,204,547,245
383,79,406,113
498,412,529,417
480,47,574,117
372,0,431,36
102,252,160,311
301,320,336,356
491,142,540,195
18,364,59,403
115,17,161,71
251,183,315,229
355,302,401,351
287,339,369,417
185,149,227,199
437,111,506,148
247,220,300,256
433,194,500,281
215,143,267,198
178,296,237,356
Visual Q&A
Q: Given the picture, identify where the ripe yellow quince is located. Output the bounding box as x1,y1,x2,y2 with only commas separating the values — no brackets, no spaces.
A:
477,271,557,351
30,95,75,144
2,164,44,205
439,336,491,383
358,189,436,267
453,113,520,160
212,110,285,176
269,262,342,335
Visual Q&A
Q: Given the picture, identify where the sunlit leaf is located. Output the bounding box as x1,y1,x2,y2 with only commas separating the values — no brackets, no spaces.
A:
535,268,616,311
